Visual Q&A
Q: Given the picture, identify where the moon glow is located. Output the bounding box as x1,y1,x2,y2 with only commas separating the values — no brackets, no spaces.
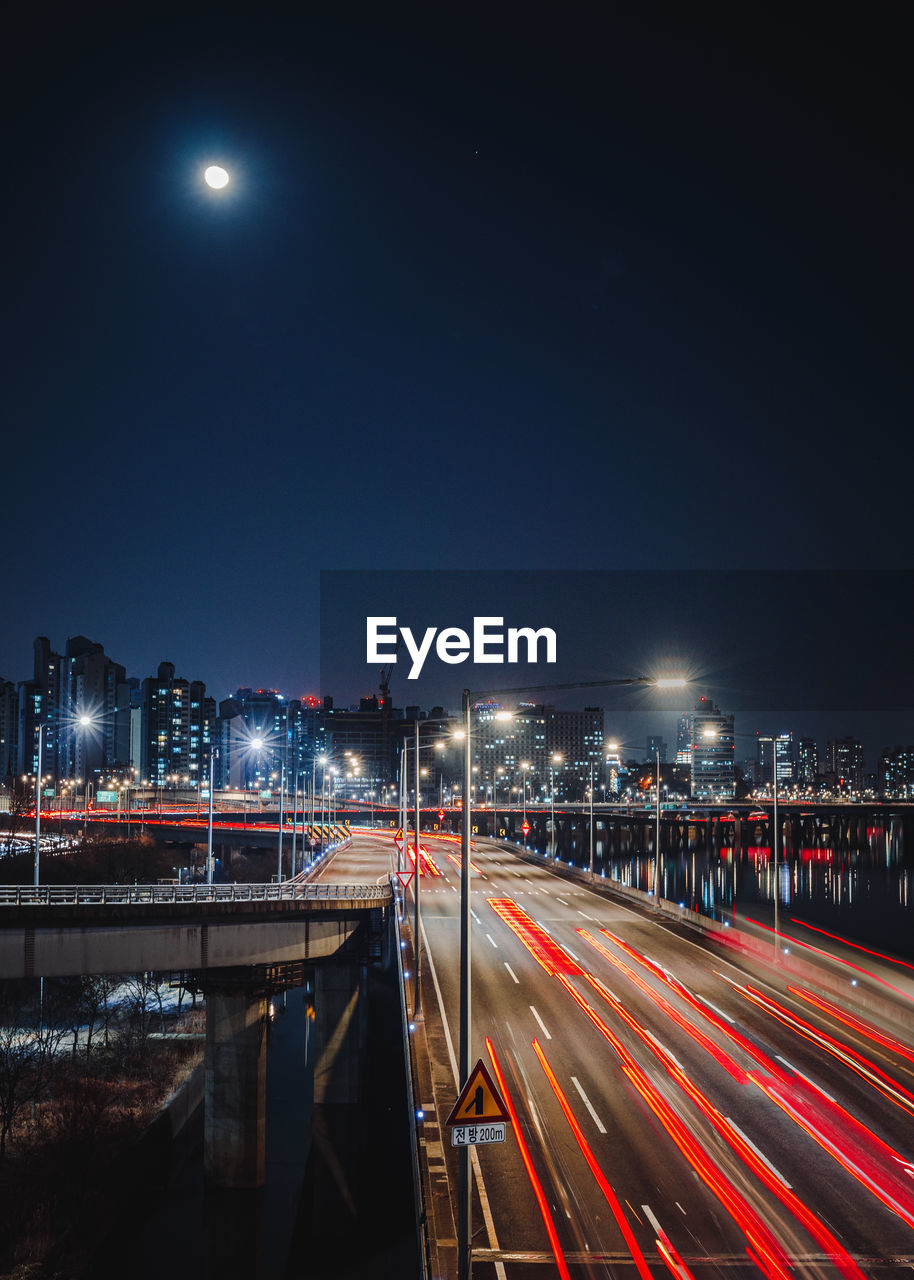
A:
204,165,230,189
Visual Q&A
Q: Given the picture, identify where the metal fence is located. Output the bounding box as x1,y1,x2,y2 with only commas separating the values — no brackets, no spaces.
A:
0,881,392,907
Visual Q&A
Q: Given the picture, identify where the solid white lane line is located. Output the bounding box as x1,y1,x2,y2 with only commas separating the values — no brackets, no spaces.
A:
486,933,499,948
470,908,480,923
530,1006,552,1040
702,998,736,1024
570,1077,606,1133
556,897,570,906
726,1119,792,1187
775,1056,836,1102
641,1204,664,1236
504,963,520,984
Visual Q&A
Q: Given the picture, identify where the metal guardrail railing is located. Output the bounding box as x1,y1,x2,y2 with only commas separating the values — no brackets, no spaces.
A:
0,879,391,907
391,877,432,1280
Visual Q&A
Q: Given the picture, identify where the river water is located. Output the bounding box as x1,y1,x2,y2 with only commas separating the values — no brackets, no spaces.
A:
94,964,418,1279
541,813,914,962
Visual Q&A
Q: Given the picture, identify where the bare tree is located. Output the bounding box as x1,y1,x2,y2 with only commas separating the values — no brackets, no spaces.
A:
67,976,113,1059
118,972,161,1066
0,1013,65,1158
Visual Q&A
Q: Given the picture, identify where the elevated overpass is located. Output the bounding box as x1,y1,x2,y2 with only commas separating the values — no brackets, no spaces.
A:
0,866,395,1192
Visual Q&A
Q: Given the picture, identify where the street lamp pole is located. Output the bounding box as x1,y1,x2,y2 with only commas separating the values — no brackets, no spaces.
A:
290,768,299,877
277,759,285,884
654,746,661,907
206,746,215,885
399,749,406,873
550,760,560,862
413,719,421,1017
34,724,44,886
772,770,780,960
589,759,595,880
310,756,319,864
457,688,473,1280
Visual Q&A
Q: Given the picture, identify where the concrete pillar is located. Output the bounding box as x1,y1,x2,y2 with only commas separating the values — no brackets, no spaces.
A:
204,986,268,1188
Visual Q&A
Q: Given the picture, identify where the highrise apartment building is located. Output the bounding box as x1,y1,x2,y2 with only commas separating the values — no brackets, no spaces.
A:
688,696,735,799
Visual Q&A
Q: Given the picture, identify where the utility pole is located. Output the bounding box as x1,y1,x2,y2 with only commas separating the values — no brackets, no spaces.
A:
458,688,472,1280
413,718,421,1017
589,759,594,879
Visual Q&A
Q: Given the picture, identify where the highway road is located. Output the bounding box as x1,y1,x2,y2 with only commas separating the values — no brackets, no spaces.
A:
317,831,914,1280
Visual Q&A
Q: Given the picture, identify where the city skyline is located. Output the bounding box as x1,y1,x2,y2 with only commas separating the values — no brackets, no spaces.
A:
2,623,909,788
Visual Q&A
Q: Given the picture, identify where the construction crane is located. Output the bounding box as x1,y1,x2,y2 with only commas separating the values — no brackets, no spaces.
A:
379,663,394,708
379,633,402,708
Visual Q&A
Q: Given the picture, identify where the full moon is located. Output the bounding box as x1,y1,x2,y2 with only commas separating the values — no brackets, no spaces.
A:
204,165,230,189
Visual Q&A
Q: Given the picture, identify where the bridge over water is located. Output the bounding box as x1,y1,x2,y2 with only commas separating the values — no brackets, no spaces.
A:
61,800,914,861
0,877,395,1196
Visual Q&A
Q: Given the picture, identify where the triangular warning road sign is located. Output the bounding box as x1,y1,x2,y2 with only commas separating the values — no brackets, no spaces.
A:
393,827,403,850
396,870,414,891
444,1059,510,1126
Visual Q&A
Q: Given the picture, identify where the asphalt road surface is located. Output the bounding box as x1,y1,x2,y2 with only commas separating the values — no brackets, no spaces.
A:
319,831,914,1280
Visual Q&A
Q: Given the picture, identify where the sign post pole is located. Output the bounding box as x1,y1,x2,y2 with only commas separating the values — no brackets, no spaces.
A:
413,719,421,1018
458,688,473,1280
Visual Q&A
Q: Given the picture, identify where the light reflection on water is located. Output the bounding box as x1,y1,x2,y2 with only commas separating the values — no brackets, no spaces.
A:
543,817,914,962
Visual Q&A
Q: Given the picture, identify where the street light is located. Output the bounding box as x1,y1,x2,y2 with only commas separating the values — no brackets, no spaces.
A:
400,732,445,1019
493,765,505,837
76,713,97,837
587,758,595,880
520,762,530,833
33,722,47,886
549,754,563,861
206,745,217,885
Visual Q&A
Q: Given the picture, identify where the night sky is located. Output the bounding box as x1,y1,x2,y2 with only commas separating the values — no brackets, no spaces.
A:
4,5,912,751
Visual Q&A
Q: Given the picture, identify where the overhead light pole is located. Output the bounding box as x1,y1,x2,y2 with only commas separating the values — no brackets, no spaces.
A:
772,765,781,961
550,754,563,861
589,759,595,880
206,745,216,885
277,758,285,885
654,745,661,906
400,732,445,1017
34,723,45,886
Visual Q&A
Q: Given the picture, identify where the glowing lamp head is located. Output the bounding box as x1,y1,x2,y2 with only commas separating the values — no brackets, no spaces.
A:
251,737,264,751
79,715,93,727
204,165,230,189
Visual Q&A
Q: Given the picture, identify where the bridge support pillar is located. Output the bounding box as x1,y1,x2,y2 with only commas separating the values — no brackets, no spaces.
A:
204,983,268,1188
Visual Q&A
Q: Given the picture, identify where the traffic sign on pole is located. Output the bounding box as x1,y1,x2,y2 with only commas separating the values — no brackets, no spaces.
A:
521,820,531,835
445,1058,510,1135
396,870,414,891
438,809,445,822
394,826,403,852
